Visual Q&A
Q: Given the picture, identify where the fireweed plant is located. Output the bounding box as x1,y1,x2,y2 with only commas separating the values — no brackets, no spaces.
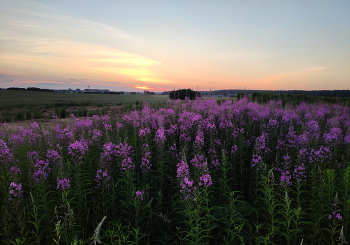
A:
0,98,350,244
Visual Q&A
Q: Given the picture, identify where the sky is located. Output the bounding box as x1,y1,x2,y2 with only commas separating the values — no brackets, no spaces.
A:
0,0,349,92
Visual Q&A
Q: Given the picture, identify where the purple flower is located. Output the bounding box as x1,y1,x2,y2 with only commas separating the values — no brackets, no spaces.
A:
31,122,40,129
190,155,207,170
135,190,144,200
324,127,342,145
267,118,279,129
177,161,190,179
46,150,61,165
102,122,113,131
255,132,270,154
345,134,350,144
32,159,51,183
140,144,152,172
115,143,134,170
91,129,103,141
115,122,124,129
155,128,166,145
0,139,13,164
95,169,111,187
57,178,71,190
9,182,23,202
293,163,306,182
27,151,39,162
251,154,264,170
139,128,151,137
177,160,196,200
328,211,343,220
68,140,89,160
336,213,342,220
194,129,205,148
231,145,239,154
10,166,21,176
199,174,213,187
280,171,292,186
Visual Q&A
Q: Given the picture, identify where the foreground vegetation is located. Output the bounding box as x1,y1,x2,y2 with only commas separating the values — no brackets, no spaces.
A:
1,98,349,244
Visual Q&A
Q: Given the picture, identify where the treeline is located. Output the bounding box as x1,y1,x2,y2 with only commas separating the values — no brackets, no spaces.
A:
199,89,350,98
7,87,54,92
84,91,125,94
241,91,350,106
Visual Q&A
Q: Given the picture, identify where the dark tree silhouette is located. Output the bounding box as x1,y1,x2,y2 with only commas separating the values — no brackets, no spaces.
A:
169,89,201,100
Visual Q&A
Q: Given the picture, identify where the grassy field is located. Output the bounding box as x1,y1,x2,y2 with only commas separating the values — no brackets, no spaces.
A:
0,90,169,122
0,90,168,108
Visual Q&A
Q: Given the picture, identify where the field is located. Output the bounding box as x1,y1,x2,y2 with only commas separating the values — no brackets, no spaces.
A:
0,90,168,122
1,97,350,244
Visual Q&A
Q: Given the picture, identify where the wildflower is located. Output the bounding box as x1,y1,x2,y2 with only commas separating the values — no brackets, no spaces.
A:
68,140,89,160
0,139,13,164
57,178,71,190
102,122,112,131
95,169,111,187
27,151,39,162
177,160,196,200
231,145,239,154
345,133,350,144
31,122,40,129
46,150,61,165
336,213,343,220
190,155,207,170
140,144,152,172
32,159,51,183
267,118,279,129
329,193,342,221
115,143,134,170
135,190,144,200
293,163,306,182
10,166,21,175
194,129,205,148
155,128,166,145
255,132,270,154
251,154,264,170
139,127,151,137
199,174,213,187
9,182,23,202
91,129,103,141
115,122,124,129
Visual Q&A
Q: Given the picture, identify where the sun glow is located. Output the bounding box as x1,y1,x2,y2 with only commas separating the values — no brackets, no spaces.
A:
134,85,153,90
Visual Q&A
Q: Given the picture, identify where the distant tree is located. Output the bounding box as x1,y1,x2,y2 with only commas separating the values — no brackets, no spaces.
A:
169,89,201,100
236,91,246,100
144,91,155,95
7,87,26,90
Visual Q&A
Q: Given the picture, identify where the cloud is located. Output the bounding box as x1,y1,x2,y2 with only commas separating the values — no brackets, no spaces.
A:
0,79,14,83
137,77,174,84
0,1,138,42
0,1,166,86
134,85,153,90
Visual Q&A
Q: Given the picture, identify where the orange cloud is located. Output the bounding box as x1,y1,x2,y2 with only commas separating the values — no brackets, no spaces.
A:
137,77,174,84
134,85,153,90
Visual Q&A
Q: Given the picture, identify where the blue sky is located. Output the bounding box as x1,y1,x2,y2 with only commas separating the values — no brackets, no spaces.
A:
1,0,349,91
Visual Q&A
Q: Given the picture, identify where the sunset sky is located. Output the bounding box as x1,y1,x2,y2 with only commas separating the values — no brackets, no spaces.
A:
1,0,349,92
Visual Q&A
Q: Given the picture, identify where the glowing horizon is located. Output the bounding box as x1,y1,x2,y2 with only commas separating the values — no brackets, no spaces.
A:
1,1,349,92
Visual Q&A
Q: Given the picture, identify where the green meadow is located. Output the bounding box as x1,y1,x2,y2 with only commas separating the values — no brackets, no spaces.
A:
0,90,168,108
